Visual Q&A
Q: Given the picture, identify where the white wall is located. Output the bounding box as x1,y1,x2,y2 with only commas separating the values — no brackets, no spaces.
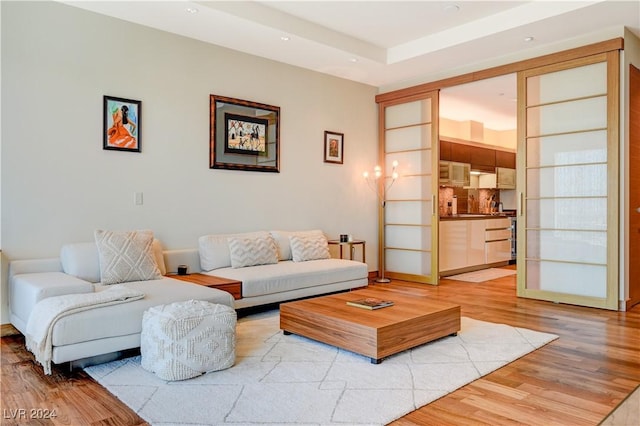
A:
0,1,379,323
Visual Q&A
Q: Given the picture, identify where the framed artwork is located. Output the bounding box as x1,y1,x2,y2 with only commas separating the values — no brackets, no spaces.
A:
324,131,344,164
103,96,141,152
224,113,268,155
210,94,280,172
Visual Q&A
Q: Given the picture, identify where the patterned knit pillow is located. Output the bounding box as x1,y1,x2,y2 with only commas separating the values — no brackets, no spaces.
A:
289,234,331,262
227,234,278,268
94,229,162,285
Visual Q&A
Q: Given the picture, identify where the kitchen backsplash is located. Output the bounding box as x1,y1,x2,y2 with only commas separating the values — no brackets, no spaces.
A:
439,186,500,216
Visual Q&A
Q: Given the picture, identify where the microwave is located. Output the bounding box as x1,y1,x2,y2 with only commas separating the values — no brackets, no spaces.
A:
439,161,470,187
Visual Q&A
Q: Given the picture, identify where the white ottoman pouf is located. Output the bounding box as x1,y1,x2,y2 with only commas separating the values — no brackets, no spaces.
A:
141,300,236,381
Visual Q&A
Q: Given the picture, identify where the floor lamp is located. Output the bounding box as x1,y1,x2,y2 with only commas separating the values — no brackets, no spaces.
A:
363,161,399,283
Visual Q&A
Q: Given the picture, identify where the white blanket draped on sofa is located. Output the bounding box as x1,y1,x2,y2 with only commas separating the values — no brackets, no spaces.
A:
26,285,145,374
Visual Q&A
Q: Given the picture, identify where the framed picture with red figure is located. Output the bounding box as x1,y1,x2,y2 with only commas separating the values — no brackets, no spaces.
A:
103,95,141,152
324,130,343,164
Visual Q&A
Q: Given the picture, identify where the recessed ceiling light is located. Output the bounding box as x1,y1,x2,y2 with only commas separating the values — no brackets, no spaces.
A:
185,7,198,14
524,36,534,42
280,36,290,41
350,58,358,63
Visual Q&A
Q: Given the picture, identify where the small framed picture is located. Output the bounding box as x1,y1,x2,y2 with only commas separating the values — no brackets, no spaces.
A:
324,131,344,164
103,95,141,152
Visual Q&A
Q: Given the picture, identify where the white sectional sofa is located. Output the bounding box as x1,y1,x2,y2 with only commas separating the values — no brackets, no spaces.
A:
9,239,234,370
171,230,368,309
8,229,368,371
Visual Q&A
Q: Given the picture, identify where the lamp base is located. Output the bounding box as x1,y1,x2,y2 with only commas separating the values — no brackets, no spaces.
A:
374,277,391,283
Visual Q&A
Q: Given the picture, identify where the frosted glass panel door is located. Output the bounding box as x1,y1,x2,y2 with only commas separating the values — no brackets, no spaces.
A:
518,53,619,310
381,94,438,284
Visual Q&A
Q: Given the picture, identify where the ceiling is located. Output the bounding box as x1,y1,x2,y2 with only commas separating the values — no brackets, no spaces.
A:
62,1,639,131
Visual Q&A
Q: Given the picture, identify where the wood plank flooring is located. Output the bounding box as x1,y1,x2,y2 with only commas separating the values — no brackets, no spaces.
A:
1,273,638,425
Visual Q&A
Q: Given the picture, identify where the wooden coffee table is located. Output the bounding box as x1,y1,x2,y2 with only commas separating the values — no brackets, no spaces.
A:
280,288,460,364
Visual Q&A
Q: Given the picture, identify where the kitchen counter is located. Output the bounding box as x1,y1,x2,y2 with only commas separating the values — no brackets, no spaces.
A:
440,214,510,220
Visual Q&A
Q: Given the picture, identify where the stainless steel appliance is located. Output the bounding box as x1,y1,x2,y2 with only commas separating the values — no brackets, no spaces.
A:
509,216,517,264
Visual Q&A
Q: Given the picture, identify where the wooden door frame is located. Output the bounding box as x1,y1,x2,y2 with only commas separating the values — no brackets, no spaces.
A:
376,38,627,309
628,64,640,309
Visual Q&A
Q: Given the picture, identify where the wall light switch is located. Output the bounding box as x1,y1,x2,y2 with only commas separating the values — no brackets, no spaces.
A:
134,192,143,205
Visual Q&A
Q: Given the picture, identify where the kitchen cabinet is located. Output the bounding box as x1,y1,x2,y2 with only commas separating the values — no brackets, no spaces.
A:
470,146,495,173
439,141,515,175
486,240,512,263
439,220,484,271
439,217,511,274
496,167,516,189
440,140,452,161
439,161,470,187
450,143,471,163
496,150,516,168
484,218,512,264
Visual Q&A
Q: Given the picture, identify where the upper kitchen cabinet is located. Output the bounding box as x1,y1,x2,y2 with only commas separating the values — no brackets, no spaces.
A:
450,142,471,163
496,150,516,168
440,140,452,161
469,145,496,173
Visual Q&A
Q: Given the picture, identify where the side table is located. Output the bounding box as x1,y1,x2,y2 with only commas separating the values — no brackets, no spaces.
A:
170,273,242,300
327,239,366,263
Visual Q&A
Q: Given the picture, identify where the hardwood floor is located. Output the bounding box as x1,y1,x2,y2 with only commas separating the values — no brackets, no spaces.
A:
1,274,639,425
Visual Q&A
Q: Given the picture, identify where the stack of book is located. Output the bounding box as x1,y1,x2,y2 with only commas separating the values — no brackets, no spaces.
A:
346,297,394,310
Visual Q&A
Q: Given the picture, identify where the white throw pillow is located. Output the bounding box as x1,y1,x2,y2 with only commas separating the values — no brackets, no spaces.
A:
61,239,166,281
289,234,331,262
151,239,167,276
94,229,162,285
227,234,278,268
199,231,268,271
270,230,324,260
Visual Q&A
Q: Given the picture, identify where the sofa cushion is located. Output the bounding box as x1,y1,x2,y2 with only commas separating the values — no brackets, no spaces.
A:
61,239,166,283
227,234,278,268
94,230,162,285
49,278,234,347
60,242,101,283
290,234,331,262
198,231,269,271
206,259,367,298
10,272,94,325
269,230,324,261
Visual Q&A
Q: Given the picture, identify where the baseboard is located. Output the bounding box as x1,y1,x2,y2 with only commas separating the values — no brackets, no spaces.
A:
624,298,640,311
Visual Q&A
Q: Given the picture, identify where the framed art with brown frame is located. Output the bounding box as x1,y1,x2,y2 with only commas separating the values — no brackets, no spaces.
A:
324,130,343,164
210,94,280,172
103,95,141,152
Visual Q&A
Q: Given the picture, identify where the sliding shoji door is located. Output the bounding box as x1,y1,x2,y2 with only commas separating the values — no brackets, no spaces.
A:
517,52,619,309
379,93,439,284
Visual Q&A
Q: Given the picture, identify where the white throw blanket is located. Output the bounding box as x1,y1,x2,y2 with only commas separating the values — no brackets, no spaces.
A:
26,284,145,374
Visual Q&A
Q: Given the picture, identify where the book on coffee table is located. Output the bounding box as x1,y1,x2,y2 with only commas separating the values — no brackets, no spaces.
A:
346,297,394,310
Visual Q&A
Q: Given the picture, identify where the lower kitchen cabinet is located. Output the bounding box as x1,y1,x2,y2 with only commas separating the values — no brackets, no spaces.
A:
484,218,512,264
485,240,512,263
439,217,511,275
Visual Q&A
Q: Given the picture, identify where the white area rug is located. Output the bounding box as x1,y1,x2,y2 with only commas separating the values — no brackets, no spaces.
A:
85,310,557,426
446,268,517,283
